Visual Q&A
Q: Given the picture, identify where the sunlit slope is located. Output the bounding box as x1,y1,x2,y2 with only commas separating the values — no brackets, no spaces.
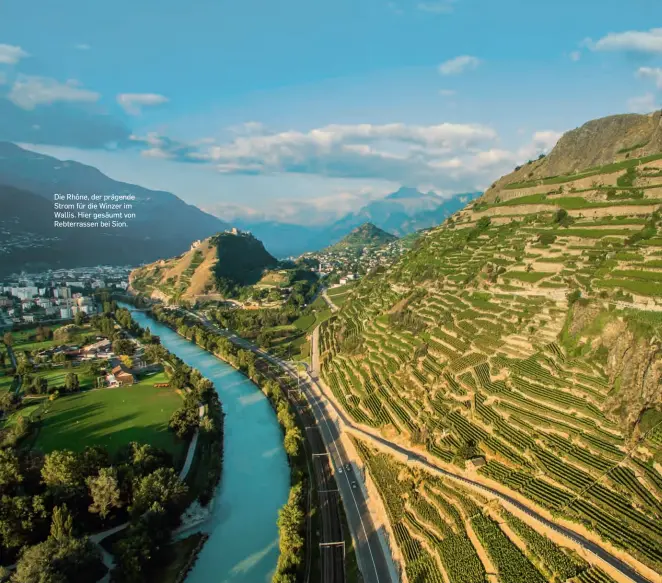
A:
319,112,662,576
130,231,278,302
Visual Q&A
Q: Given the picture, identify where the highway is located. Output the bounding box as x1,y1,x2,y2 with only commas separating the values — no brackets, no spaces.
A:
190,311,397,583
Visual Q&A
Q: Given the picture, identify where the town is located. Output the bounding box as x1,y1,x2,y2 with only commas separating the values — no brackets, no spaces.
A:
0,265,133,329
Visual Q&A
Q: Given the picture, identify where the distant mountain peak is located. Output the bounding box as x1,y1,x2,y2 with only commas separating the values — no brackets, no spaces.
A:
386,186,427,200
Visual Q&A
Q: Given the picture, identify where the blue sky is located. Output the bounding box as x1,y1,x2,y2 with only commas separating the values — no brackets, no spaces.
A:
1,0,662,223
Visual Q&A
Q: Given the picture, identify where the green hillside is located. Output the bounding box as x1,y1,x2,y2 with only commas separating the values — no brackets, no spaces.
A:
318,111,662,579
327,222,398,251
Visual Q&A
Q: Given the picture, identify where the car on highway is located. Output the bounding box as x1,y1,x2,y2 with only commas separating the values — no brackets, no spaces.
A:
337,466,343,474
345,463,352,472
351,481,358,490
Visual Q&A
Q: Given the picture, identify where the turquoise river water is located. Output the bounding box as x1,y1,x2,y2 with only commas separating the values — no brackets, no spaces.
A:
127,307,290,583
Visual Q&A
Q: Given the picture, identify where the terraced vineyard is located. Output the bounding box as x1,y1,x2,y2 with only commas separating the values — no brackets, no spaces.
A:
320,146,662,579
354,439,591,583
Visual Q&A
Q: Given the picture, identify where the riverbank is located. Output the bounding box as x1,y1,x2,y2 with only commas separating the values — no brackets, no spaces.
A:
143,304,313,583
124,305,290,583
99,307,224,582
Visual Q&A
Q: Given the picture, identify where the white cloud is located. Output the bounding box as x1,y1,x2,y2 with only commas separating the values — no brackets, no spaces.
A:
438,89,456,97
417,1,456,14
637,66,662,89
438,55,481,75
590,28,662,54
0,43,28,65
117,93,169,115
128,123,570,196
74,43,91,51
8,75,100,110
570,51,581,62
627,93,658,114
532,130,564,150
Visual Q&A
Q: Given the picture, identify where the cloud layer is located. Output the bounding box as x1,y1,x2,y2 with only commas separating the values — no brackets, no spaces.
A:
128,121,562,194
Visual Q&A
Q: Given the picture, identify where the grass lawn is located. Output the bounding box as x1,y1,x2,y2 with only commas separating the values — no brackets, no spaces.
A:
32,371,187,463
0,372,15,393
33,365,96,391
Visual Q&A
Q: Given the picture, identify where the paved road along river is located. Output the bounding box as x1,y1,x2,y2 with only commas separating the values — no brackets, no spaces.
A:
127,307,290,583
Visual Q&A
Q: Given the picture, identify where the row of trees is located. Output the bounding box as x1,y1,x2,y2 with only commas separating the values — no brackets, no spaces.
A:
149,304,309,582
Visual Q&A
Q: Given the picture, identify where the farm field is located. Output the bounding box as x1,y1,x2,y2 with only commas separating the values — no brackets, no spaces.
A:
30,371,186,462
319,151,662,578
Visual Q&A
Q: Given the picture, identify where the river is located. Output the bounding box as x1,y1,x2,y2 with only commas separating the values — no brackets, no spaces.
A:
126,307,290,583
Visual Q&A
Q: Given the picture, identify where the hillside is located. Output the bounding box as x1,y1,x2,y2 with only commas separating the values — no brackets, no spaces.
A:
130,230,278,303
0,142,229,274
326,223,398,251
318,110,662,581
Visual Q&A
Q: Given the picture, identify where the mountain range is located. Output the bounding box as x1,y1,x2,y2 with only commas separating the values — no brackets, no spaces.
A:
0,141,481,274
0,142,229,275
237,187,481,258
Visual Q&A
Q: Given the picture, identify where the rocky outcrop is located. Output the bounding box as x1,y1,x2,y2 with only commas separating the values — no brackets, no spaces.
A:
600,319,662,430
569,302,662,430
482,110,662,202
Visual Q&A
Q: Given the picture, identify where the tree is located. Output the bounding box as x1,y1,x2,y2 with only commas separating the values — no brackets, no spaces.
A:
64,373,79,393
41,450,83,495
283,426,303,458
3,332,12,347
74,312,85,326
112,339,135,356
50,504,73,541
16,361,32,377
0,448,22,493
119,355,134,369
168,406,199,439
129,468,187,522
0,494,48,551
31,377,47,395
0,391,16,413
11,535,105,583
273,483,305,581
87,467,122,519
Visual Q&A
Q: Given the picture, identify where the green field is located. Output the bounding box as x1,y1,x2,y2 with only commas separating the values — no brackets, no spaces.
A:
10,324,104,354
31,371,186,462
32,364,97,391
